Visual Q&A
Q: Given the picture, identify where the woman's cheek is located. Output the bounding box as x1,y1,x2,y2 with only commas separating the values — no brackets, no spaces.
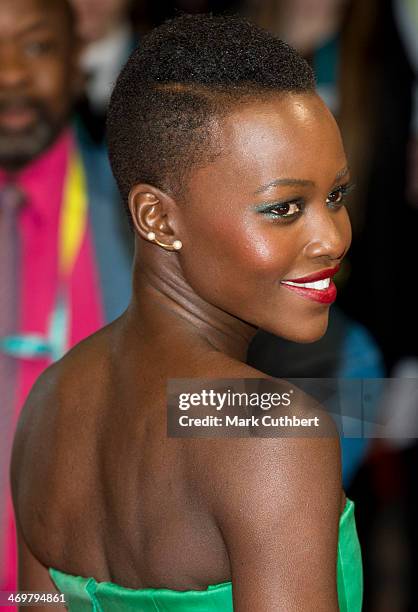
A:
237,222,298,281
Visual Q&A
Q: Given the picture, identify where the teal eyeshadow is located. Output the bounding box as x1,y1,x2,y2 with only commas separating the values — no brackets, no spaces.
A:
252,201,294,213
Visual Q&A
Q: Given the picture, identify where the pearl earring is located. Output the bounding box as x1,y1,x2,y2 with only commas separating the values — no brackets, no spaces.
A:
146,232,182,251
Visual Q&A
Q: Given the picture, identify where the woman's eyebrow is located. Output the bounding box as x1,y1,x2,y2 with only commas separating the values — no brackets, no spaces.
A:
332,166,350,184
254,166,350,195
254,177,314,195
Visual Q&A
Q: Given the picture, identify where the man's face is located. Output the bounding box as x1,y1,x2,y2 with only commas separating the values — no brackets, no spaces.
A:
0,0,79,171
70,0,130,42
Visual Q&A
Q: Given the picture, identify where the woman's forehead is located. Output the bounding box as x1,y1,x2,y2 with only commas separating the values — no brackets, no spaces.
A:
188,93,346,196
222,94,341,157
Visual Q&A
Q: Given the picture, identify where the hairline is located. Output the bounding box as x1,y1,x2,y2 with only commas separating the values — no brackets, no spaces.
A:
159,88,318,203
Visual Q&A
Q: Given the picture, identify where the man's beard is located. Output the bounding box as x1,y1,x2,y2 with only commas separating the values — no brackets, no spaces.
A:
0,97,66,171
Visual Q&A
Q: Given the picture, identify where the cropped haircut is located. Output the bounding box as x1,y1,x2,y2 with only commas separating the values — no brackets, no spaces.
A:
107,13,316,208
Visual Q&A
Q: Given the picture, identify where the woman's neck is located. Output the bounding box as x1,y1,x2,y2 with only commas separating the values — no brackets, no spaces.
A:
126,260,258,363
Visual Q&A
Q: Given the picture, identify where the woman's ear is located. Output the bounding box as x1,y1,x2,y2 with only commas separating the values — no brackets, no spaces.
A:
128,184,182,251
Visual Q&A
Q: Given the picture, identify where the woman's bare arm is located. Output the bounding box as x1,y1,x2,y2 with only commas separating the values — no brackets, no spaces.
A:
193,426,342,611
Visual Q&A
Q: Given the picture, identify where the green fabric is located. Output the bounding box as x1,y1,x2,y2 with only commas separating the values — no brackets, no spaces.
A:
336,498,363,611
49,498,362,611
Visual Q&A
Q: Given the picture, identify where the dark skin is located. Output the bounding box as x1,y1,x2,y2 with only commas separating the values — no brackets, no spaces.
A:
11,92,351,611
0,0,79,171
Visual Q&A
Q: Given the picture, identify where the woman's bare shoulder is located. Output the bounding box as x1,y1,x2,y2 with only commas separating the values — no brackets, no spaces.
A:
188,349,339,434
192,349,271,379
181,351,341,505
186,423,341,507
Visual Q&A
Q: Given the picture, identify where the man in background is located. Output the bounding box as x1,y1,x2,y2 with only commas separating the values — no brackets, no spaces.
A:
70,0,136,143
0,0,131,603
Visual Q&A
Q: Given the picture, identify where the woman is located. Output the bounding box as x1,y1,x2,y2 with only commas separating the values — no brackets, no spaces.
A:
10,14,362,611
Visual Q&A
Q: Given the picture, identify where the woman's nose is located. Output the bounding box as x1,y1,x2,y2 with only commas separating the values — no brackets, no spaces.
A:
302,207,351,262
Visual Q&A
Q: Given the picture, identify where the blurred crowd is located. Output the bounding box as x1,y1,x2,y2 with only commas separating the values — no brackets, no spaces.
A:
0,1,417,611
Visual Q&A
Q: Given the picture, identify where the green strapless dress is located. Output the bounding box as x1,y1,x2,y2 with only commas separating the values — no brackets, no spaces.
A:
49,498,363,611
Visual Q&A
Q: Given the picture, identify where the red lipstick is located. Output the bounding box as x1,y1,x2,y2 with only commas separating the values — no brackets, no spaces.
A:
280,265,340,305
282,265,340,283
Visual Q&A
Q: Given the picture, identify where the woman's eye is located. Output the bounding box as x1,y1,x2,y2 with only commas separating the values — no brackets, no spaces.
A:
326,183,355,207
267,201,303,218
326,188,344,205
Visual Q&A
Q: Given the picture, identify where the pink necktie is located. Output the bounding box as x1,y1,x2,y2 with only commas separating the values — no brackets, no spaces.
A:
0,183,25,570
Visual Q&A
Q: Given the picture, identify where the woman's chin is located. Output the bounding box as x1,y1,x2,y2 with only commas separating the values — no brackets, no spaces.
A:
264,311,330,344
293,328,328,344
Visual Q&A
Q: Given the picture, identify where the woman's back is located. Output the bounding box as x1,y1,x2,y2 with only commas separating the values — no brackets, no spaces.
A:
13,322,238,589
12,316,351,580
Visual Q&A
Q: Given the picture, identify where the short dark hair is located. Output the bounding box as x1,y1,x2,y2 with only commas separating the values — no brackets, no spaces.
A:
107,13,315,207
